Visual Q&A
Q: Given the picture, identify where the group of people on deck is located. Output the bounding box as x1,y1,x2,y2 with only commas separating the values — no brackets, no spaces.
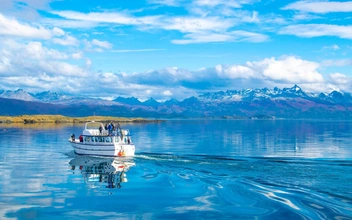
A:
99,121,120,135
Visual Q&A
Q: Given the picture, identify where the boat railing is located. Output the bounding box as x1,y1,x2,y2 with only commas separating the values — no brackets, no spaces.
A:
85,129,129,137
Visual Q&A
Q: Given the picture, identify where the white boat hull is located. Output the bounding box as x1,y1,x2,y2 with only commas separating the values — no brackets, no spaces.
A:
70,140,135,157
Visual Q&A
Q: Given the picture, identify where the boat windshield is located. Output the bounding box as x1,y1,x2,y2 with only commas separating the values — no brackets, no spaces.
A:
86,122,102,130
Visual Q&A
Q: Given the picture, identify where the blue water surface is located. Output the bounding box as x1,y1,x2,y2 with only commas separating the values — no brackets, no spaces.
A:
0,120,351,219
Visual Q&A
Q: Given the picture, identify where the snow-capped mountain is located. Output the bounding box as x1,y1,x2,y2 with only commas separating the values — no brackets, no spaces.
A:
0,89,117,105
113,96,142,105
34,91,74,102
198,85,352,103
0,89,36,101
1,85,352,119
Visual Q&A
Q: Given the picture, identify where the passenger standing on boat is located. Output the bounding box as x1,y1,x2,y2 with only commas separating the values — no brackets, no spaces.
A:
105,123,108,130
99,125,103,135
112,122,116,134
108,123,112,135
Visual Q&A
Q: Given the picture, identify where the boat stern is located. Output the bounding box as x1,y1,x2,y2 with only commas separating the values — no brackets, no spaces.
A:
115,144,135,157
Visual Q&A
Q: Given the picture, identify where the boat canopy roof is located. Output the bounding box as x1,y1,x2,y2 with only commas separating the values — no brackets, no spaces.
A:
81,121,130,136
85,121,103,130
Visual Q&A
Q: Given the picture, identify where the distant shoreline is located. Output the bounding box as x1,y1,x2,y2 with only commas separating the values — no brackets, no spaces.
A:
0,115,163,124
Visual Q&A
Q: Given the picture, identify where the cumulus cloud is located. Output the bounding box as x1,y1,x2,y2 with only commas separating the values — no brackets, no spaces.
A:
0,39,87,80
1,52,350,100
105,56,326,99
330,73,350,84
248,56,324,83
38,60,87,77
329,73,352,91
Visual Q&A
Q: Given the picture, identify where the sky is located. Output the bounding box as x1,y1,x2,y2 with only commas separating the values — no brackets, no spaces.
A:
0,0,351,101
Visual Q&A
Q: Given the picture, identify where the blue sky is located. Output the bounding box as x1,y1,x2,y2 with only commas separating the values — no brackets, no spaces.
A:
0,0,351,100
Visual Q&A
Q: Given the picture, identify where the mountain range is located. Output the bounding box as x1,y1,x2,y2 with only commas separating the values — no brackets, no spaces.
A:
1,85,352,119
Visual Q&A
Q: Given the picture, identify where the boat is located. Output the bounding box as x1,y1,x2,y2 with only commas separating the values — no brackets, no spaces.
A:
68,121,135,157
69,156,135,188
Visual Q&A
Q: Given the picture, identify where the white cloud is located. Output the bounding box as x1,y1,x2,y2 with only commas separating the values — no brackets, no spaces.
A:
148,0,257,8
216,64,255,79
91,39,113,49
53,35,79,46
193,0,257,8
2,74,83,93
86,58,92,67
52,27,65,36
291,12,322,20
279,24,352,39
248,56,324,83
163,16,233,33
0,0,53,21
0,13,52,39
72,51,83,60
163,90,173,96
1,51,351,100
322,59,352,66
42,18,99,29
111,49,164,53
328,73,352,92
121,56,325,96
172,32,233,44
148,0,181,6
172,30,268,44
50,10,267,44
38,60,87,77
83,39,113,52
50,10,140,25
329,73,351,84
282,1,352,13
23,41,68,60
322,44,340,51
0,57,11,73
0,39,88,79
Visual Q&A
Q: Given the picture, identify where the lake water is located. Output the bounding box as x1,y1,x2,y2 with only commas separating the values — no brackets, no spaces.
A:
0,120,351,219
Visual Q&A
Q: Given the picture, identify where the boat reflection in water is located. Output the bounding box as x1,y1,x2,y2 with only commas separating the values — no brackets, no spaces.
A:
69,156,135,188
